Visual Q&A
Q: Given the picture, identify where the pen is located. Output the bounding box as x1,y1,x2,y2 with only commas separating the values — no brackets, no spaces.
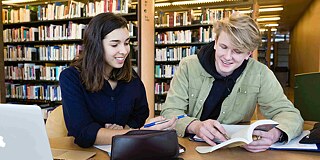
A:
214,126,230,140
143,114,187,128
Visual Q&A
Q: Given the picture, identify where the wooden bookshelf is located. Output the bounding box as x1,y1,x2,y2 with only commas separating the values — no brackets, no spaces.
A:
0,1,5,103
1,0,140,107
153,4,258,115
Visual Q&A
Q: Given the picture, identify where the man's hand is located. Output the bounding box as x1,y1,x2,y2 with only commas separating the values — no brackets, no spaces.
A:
187,119,228,146
243,128,282,152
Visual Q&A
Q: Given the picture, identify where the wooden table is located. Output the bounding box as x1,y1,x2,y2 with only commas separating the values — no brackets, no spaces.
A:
49,122,320,160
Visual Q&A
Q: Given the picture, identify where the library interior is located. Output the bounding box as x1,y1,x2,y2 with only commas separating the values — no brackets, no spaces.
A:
0,0,319,159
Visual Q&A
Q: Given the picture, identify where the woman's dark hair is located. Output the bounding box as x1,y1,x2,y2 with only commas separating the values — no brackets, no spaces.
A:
72,13,132,92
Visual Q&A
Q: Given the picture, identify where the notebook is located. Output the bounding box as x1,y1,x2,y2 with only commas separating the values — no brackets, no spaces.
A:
0,104,96,159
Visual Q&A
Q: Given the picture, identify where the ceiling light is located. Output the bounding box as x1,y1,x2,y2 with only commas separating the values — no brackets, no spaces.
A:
2,0,37,4
257,17,280,22
260,28,277,32
171,0,224,5
259,7,283,12
236,6,284,14
238,10,252,14
265,24,279,27
155,2,171,7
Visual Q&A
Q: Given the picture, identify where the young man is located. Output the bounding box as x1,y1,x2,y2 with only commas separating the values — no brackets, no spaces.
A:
161,13,303,152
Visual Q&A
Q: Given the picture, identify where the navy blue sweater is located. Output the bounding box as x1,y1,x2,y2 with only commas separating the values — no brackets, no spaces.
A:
59,67,149,147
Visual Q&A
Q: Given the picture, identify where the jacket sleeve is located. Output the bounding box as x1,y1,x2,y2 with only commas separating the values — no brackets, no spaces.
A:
161,58,198,137
59,68,101,148
257,65,303,142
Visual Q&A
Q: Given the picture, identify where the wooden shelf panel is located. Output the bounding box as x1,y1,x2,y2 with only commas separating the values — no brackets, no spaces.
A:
5,79,59,84
6,98,62,106
155,23,213,31
155,77,173,80
155,60,180,64
4,39,83,45
155,42,209,47
5,60,72,64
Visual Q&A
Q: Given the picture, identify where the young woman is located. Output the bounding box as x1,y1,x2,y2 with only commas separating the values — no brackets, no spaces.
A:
161,13,303,152
60,13,175,148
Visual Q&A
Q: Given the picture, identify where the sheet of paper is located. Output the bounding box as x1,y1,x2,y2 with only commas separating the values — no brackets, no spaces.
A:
93,144,112,155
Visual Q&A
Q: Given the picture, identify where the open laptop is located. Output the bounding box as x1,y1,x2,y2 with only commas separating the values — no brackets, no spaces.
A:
0,104,95,159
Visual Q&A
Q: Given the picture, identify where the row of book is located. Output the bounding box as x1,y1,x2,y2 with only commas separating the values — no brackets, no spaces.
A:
3,22,87,42
155,82,170,95
155,9,235,27
155,64,179,78
154,102,164,111
5,83,61,101
4,44,81,61
155,27,215,44
3,22,136,42
155,46,199,62
2,0,132,24
5,64,67,81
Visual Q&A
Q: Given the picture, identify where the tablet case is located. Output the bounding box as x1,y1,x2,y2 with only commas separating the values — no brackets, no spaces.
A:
111,130,180,160
300,122,320,144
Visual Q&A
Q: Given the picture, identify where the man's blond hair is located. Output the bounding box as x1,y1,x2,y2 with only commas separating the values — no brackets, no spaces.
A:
214,13,261,53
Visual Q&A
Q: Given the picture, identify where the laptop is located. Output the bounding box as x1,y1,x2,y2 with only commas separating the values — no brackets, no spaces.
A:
0,104,96,160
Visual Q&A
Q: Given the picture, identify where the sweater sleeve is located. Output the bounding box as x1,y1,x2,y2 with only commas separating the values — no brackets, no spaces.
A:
126,78,149,128
59,67,101,148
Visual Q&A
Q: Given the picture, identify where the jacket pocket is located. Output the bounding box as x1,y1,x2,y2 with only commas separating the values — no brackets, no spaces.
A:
233,85,260,120
188,87,200,112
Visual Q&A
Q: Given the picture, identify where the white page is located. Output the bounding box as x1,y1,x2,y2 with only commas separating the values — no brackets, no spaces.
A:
93,144,111,155
270,130,317,150
223,124,250,140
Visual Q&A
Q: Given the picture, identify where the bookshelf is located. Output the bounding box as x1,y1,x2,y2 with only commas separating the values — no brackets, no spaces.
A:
259,29,276,70
0,1,5,103
153,1,261,115
154,8,238,115
0,0,140,110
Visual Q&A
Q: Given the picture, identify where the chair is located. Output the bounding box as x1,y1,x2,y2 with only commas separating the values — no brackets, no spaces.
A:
294,72,320,122
45,105,68,138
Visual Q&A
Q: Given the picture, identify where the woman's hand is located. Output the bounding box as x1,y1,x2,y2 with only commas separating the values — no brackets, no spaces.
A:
243,128,282,152
141,116,177,130
187,119,228,146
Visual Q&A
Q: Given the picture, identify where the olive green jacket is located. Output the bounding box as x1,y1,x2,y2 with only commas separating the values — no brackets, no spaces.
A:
161,55,303,142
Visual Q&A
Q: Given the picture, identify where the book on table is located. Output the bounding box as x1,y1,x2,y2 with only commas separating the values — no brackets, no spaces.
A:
196,119,279,153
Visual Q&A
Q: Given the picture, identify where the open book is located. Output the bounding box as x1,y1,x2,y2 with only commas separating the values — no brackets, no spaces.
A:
196,119,279,153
